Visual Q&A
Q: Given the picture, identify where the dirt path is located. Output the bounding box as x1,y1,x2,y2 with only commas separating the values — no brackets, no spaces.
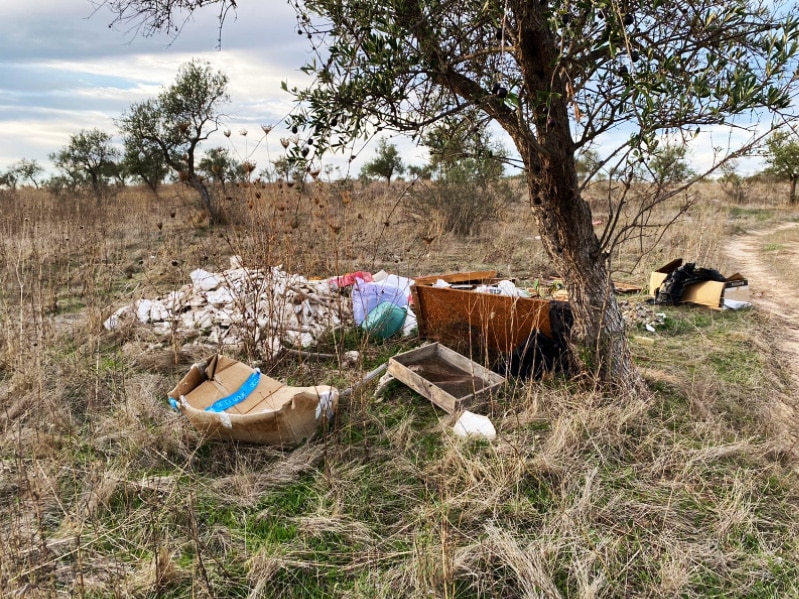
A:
726,221,799,393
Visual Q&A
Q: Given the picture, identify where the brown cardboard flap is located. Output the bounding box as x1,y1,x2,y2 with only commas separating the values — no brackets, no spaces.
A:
681,280,726,309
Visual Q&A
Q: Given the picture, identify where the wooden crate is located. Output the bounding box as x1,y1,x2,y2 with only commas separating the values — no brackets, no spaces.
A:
388,343,505,414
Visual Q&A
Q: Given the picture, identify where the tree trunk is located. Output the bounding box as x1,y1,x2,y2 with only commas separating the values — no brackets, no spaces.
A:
90,171,103,203
506,13,646,394
526,173,643,390
188,173,220,224
512,99,644,392
790,177,797,204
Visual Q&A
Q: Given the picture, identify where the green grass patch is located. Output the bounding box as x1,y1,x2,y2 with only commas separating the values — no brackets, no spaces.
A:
707,341,763,386
655,307,715,335
728,207,775,221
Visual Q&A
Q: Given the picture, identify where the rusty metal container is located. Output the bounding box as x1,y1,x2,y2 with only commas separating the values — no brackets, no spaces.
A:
411,271,553,355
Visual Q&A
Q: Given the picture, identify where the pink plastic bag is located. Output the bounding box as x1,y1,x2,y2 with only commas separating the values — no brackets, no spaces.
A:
329,270,373,289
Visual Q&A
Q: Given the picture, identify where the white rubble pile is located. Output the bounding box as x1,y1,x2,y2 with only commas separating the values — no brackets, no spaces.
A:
104,257,352,356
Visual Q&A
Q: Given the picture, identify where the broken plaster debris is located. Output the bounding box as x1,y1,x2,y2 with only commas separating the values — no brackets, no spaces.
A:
619,300,667,331
104,257,352,358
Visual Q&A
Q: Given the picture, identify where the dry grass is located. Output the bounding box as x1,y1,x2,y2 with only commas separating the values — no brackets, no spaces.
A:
1,179,799,597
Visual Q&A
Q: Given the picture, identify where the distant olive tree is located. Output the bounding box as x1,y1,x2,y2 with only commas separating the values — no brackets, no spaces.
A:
646,142,695,186
360,138,404,183
407,164,433,180
50,129,120,200
123,136,169,194
718,161,749,203
263,156,307,184
17,159,44,188
198,147,241,192
415,122,510,235
0,158,44,190
764,131,799,204
575,148,604,184
118,59,229,223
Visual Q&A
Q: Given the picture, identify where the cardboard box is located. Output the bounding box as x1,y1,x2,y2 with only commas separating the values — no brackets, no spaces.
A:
411,271,553,354
168,354,338,445
388,343,505,414
649,259,749,310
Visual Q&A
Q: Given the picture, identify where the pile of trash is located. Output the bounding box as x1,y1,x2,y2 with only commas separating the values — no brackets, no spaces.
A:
104,257,351,356
619,300,667,332
431,277,532,297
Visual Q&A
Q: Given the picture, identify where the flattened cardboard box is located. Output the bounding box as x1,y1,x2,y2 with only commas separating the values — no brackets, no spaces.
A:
168,354,338,445
649,258,749,310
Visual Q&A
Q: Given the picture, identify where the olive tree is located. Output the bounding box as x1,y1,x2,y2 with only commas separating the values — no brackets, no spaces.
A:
117,59,229,223
646,143,695,186
198,147,241,192
50,129,120,200
99,0,799,390
414,120,510,235
764,130,799,204
122,135,170,194
360,138,405,183
0,159,44,190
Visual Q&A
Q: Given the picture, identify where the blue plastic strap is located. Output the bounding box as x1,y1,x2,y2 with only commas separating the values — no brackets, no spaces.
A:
205,369,261,413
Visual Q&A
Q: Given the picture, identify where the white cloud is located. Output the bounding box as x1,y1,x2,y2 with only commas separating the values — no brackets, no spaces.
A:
0,0,316,174
0,1,775,181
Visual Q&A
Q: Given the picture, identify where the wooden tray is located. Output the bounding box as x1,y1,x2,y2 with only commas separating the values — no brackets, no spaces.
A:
388,343,505,414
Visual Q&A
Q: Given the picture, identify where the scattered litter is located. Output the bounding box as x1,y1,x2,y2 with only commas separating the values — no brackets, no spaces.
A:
352,278,410,326
339,362,389,398
650,258,749,310
401,306,418,337
412,271,554,353
620,300,667,330
328,270,373,290
343,350,360,367
452,411,496,440
362,302,408,340
723,298,752,310
613,281,643,294
371,270,414,297
373,371,395,398
190,268,223,292
349,274,415,340
474,280,530,297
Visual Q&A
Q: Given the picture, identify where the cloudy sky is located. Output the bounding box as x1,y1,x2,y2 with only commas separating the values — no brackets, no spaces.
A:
0,2,772,180
0,1,417,178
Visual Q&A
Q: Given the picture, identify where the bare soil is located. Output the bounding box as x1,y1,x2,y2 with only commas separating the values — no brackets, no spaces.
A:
726,222,799,426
